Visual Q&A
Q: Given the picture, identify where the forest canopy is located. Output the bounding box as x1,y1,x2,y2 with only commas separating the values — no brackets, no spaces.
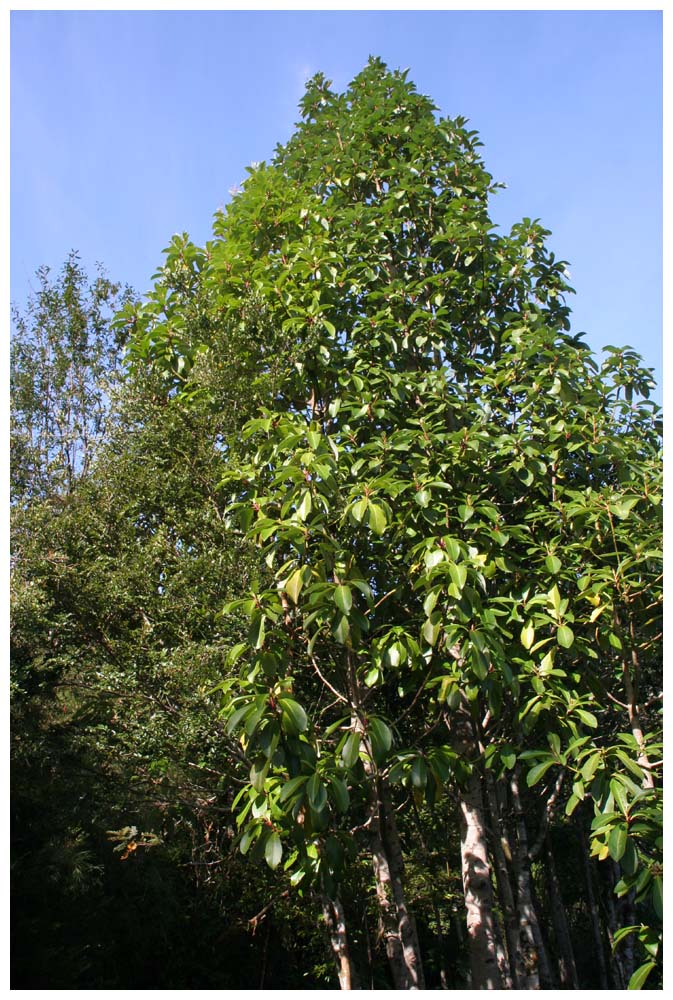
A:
10,59,662,990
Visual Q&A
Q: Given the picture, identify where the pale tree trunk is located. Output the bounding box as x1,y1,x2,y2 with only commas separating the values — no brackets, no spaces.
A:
366,774,425,989
509,766,553,989
452,712,502,990
321,894,360,990
484,769,525,988
543,832,579,989
459,767,503,989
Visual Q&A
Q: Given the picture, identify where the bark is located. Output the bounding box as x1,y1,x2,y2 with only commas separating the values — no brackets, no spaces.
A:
576,819,610,990
510,766,553,989
347,656,424,990
452,713,502,990
366,776,425,989
484,769,525,988
600,860,628,989
543,832,579,989
322,894,360,990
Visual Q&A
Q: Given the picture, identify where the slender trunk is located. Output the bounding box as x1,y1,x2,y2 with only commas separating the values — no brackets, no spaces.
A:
451,713,502,990
510,766,553,989
322,894,360,990
366,775,425,989
576,819,609,990
347,656,424,989
544,832,579,989
530,879,556,989
493,909,513,990
484,769,524,988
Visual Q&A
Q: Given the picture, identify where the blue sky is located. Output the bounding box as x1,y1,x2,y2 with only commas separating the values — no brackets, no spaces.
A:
10,9,663,399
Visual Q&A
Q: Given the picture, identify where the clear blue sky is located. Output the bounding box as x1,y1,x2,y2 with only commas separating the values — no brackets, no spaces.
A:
10,9,663,399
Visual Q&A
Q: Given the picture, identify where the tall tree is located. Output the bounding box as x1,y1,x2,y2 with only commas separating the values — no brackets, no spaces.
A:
44,60,661,990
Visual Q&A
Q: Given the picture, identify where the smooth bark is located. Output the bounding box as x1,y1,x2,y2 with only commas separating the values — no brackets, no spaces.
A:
321,894,360,990
452,713,502,990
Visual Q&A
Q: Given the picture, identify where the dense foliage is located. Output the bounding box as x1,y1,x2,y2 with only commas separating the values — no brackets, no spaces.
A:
11,62,662,990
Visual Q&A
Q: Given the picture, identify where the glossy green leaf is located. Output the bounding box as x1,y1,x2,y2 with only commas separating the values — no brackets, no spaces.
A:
334,584,353,614
608,826,627,862
341,731,361,769
628,960,656,990
526,759,556,787
278,697,308,734
557,624,574,648
265,831,283,870
285,568,304,604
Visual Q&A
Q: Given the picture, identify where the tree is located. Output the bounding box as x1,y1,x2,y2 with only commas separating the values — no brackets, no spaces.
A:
124,58,662,990
10,252,134,503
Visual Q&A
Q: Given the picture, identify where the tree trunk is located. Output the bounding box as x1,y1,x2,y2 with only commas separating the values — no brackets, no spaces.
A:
601,860,627,989
576,819,610,990
543,832,579,989
451,712,502,990
510,766,553,989
484,769,525,988
322,894,360,990
347,656,424,990
366,775,425,989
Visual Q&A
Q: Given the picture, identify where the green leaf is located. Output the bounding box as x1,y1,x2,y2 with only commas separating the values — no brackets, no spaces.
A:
422,617,441,647
341,731,361,769
545,554,562,575
333,613,350,645
520,621,535,650
350,497,368,523
557,624,574,648
328,775,350,813
297,490,312,522
368,503,387,536
278,697,308,734
279,775,308,804
411,756,428,789
581,751,602,783
307,773,328,812
620,837,638,876
285,568,304,604
265,831,283,870
448,562,467,591
608,826,627,862
576,708,598,729
628,960,656,990
239,825,258,855
368,717,393,761
334,584,353,614
526,759,556,787
565,793,581,816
